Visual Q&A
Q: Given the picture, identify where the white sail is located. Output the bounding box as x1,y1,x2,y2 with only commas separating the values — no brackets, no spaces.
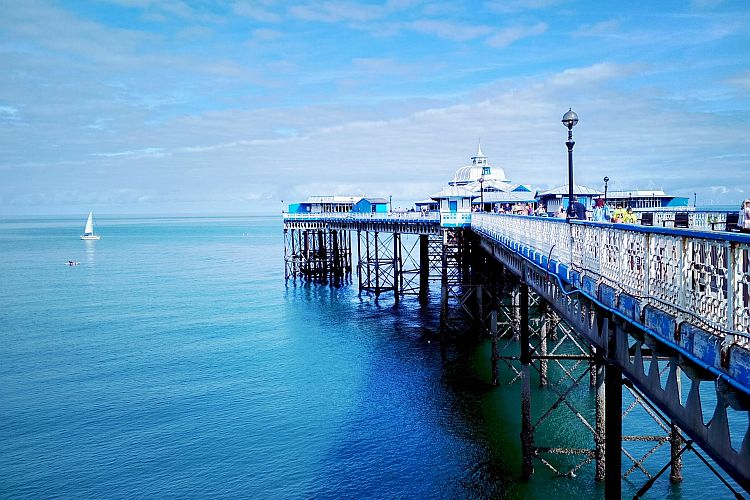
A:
80,211,100,239
84,212,94,235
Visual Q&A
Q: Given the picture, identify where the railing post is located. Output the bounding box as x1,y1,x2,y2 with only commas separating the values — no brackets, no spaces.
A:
726,240,735,342
678,234,688,324
643,231,651,303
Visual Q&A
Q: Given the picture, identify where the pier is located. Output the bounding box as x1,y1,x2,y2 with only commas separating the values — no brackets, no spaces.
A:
284,208,750,497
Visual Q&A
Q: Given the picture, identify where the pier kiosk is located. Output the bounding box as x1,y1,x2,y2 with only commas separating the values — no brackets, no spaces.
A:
430,185,474,229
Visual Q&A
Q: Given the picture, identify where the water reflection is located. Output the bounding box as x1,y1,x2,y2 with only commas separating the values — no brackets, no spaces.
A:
84,239,96,267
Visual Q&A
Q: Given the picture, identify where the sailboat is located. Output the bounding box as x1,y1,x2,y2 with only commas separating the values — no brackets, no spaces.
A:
80,211,101,240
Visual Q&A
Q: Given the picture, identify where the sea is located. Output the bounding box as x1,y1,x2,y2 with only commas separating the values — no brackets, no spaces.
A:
0,215,742,498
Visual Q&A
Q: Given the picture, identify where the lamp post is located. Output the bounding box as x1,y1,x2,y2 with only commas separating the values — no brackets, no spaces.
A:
603,176,609,207
694,192,697,208
479,177,485,212
562,108,579,219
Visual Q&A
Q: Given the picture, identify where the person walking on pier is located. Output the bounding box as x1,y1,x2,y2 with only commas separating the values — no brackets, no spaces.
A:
740,198,750,232
622,206,637,223
592,198,611,222
570,196,587,220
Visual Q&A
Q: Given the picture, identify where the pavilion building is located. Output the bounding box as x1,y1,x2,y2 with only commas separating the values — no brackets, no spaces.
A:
598,190,689,210
431,144,536,213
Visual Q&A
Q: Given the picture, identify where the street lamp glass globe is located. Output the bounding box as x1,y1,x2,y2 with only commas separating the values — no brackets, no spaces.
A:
562,108,579,129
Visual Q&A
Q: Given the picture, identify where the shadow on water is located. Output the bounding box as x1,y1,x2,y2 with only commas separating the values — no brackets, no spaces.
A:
285,277,741,499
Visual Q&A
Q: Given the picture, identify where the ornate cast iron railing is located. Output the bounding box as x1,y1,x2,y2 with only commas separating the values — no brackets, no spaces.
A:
282,211,440,222
471,213,750,343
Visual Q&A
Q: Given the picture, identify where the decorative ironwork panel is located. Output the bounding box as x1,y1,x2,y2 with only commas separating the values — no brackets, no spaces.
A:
620,230,647,296
734,244,750,338
647,233,683,314
686,239,730,330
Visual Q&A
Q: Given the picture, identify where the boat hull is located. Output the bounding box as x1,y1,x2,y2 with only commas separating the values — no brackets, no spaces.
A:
80,235,100,240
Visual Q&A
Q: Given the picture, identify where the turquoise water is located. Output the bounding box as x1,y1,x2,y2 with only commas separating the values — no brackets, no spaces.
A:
0,216,493,498
0,215,741,498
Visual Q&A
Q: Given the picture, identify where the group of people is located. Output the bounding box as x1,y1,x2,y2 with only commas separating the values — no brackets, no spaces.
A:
472,197,750,231
560,198,750,229
740,199,750,232
561,197,636,223
487,203,537,215
599,200,637,223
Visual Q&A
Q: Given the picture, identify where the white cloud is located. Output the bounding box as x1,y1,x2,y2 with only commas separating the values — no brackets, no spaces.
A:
249,28,284,42
288,2,389,23
548,62,636,87
485,22,548,48
409,20,493,41
690,0,725,8
574,19,621,37
232,3,282,23
0,105,19,120
91,147,167,158
485,0,567,13
727,71,750,92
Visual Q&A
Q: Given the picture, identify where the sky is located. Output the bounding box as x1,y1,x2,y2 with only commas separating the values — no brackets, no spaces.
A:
1,0,749,215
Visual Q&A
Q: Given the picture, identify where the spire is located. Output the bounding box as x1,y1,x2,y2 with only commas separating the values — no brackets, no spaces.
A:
472,141,487,166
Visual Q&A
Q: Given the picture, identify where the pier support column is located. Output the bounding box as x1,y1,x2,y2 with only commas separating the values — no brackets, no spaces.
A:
539,301,549,386
512,285,521,340
374,231,380,297
331,230,339,281
318,230,327,279
476,284,484,340
347,230,353,274
670,360,684,483
393,232,401,303
491,310,499,387
356,230,363,293
670,422,684,483
520,280,534,480
303,230,310,276
595,346,606,482
440,236,448,331
605,320,623,499
419,235,429,303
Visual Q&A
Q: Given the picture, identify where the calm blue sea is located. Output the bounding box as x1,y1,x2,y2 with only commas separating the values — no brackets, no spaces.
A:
0,215,741,498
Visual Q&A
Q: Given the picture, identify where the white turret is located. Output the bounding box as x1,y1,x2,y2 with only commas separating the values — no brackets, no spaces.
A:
450,143,508,185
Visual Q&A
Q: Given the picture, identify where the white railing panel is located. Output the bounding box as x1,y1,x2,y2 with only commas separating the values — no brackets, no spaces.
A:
735,244,750,338
647,233,683,314
686,239,730,330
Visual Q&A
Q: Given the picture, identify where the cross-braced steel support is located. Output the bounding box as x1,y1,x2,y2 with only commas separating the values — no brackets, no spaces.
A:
440,229,489,337
284,227,352,282
357,230,400,298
